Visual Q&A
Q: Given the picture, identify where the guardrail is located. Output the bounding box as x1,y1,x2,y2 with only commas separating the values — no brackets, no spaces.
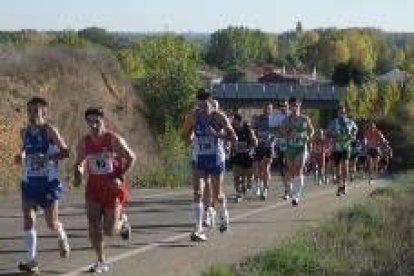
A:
209,83,346,102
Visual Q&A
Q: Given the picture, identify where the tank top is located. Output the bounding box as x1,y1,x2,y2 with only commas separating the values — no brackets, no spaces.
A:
286,116,308,147
255,114,272,147
192,111,225,160
85,132,118,181
22,126,51,180
233,126,252,154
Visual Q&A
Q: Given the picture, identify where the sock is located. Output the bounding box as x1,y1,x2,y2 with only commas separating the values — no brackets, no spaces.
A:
193,202,204,233
292,177,303,199
24,229,37,262
56,222,67,241
217,198,229,224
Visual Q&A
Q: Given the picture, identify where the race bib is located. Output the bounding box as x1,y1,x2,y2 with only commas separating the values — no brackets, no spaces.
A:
26,154,49,177
290,133,306,146
197,137,216,155
87,152,114,175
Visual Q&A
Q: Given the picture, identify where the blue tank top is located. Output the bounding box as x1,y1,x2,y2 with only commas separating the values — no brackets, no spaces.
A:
255,115,272,147
22,126,50,179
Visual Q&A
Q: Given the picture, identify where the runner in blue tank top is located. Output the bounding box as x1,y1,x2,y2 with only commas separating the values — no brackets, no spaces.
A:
182,89,237,242
14,97,70,273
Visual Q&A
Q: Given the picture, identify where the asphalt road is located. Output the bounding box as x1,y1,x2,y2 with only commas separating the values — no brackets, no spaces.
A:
0,174,385,276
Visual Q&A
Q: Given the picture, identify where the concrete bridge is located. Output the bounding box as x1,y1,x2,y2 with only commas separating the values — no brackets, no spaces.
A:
209,83,346,110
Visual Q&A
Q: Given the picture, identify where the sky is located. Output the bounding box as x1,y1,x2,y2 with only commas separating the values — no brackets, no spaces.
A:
0,0,412,33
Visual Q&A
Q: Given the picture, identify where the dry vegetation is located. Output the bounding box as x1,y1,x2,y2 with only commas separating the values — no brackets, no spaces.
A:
0,46,158,190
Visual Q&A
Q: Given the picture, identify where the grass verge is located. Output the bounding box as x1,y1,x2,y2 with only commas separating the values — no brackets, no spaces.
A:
205,173,414,276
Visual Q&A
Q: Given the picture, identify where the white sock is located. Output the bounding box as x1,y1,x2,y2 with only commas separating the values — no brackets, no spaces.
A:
24,229,37,261
56,222,67,240
193,202,204,233
292,177,303,199
217,198,229,223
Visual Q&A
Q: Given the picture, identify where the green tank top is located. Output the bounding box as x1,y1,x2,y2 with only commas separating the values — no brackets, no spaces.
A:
286,116,308,147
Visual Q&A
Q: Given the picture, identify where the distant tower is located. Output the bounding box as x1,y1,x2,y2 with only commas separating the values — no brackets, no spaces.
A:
295,21,303,35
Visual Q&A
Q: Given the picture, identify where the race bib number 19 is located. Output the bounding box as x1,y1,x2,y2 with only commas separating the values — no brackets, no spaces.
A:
88,152,114,175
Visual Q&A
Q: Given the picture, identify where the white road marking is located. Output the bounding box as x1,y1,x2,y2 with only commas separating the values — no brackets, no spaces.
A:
62,185,349,276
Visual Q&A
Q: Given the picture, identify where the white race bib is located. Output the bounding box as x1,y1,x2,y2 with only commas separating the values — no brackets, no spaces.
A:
196,137,217,155
25,154,49,177
87,152,114,175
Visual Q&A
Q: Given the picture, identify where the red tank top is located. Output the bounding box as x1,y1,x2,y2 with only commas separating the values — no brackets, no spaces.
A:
85,132,120,181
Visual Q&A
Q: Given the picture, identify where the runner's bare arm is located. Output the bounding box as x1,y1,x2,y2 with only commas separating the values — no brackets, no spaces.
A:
181,113,194,146
249,129,258,148
46,124,70,160
218,112,237,143
14,128,26,165
112,133,136,177
73,138,86,187
305,116,314,140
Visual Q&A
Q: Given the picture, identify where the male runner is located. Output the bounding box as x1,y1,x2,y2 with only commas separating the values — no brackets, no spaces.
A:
181,90,237,241
362,121,386,182
74,107,135,273
327,106,358,196
15,97,70,273
231,113,257,202
281,97,314,206
309,129,329,185
253,103,275,200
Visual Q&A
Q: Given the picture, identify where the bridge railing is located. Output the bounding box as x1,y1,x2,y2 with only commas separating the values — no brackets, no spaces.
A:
209,83,346,102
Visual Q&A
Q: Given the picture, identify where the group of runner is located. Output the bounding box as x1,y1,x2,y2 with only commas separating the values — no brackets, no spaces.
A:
14,92,391,273
15,97,135,273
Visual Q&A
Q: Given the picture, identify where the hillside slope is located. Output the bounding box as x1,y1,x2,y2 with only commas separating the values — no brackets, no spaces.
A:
0,46,158,190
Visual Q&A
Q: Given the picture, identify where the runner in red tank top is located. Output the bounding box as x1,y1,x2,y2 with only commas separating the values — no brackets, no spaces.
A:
310,129,329,185
74,107,136,273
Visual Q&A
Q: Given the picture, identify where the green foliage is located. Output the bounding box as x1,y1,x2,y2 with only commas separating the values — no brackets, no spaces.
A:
222,65,246,83
116,48,145,78
50,30,87,47
377,102,414,171
131,127,191,188
78,27,116,49
0,30,51,45
135,34,201,133
377,81,400,116
206,175,414,276
203,265,233,276
205,26,277,69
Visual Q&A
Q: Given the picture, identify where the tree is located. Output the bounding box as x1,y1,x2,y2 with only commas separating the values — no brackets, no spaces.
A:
135,34,201,133
377,81,400,116
50,30,87,47
205,26,277,69
78,27,116,48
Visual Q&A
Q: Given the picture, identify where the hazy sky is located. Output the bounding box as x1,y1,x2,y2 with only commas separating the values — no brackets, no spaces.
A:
0,0,412,33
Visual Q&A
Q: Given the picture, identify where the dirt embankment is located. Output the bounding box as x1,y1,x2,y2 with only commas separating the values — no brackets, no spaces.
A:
0,46,158,190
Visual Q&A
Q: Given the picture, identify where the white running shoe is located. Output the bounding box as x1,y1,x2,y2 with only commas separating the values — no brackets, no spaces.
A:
260,188,268,201
219,212,229,233
203,206,216,228
120,213,131,240
58,235,70,258
88,262,110,273
190,231,207,242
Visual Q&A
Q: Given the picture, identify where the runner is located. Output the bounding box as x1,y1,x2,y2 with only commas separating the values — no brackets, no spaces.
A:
379,140,392,175
327,105,358,196
73,107,135,273
271,101,290,199
181,89,237,241
309,129,329,185
14,97,70,273
362,121,386,182
253,103,275,200
281,97,314,206
231,113,257,202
